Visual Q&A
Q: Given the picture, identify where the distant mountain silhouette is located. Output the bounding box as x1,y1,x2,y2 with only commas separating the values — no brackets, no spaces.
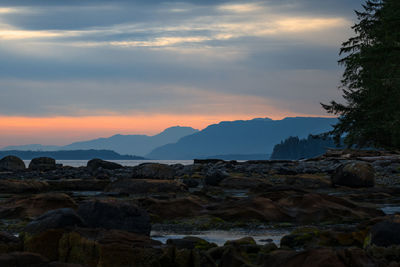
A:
146,117,337,159
0,149,145,160
1,126,198,156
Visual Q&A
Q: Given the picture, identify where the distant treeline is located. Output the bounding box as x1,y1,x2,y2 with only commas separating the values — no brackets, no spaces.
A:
0,149,145,160
270,135,343,160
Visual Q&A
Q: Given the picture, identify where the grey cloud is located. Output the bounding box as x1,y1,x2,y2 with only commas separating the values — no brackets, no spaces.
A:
0,0,363,117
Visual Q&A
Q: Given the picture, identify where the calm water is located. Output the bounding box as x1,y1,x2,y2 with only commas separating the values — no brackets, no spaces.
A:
151,229,289,246
23,159,193,168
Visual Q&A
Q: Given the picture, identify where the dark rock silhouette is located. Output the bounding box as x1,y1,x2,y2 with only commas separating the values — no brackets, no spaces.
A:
29,157,56,171
77,200,151,235
0,156,25,171
24,208,85,234
86,158,123,172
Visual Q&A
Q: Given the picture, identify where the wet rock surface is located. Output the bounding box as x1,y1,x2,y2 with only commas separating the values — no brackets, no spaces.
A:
0,152,399,266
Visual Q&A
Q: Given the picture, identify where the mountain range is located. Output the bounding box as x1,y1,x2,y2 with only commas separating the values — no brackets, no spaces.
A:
2,117,337,159
1,126,198,156
146,117,337,159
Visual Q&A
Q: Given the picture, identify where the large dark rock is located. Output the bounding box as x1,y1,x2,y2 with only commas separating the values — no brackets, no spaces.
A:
57,229,161,267
0,232,21,253
371,216,400,247
132,163,176,179
29,157,56,171
331,161,375,188
24,208,85,234
77,200,151,235
86,158,122,172
0,193,77,219
0,156,25,171
105,178,187,194
204,168,229,186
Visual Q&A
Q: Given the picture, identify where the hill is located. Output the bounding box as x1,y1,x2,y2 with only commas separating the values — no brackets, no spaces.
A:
146,117,337,159
0,149,145,160
1,126,198,156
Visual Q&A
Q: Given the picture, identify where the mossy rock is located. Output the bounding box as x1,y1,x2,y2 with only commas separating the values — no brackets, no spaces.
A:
160,246,202,267
185,237,217,251
280,227,319,249
98,245,161,267
23,229,65,261
224,237,256,246
59,231,100,267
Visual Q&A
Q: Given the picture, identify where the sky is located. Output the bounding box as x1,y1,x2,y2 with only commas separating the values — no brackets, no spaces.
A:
0,0,363,147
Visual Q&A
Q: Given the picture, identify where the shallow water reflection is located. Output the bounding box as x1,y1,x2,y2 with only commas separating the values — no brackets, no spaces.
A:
151,229,290,246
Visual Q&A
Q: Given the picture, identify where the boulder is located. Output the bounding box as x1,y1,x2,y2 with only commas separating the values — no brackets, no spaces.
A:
29,157,56,171
86,158,122,172
371,216,400,247
0,193,77,219
132,163,176,179
24,208,85,234
181,178,200,188
0,232,22,253
77,200,151,235
331,161,375,188
0,156,25,171
0,179,49,193
105,178,187,194
58,229,161,267
204,168,229,186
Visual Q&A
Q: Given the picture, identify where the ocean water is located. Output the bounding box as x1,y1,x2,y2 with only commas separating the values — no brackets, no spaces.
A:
23,159,194,168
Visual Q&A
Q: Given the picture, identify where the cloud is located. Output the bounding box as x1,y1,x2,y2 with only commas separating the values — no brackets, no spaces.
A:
0,0,362,119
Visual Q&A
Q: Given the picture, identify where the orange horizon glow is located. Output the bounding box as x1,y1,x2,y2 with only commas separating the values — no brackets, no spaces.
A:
0,113,333,147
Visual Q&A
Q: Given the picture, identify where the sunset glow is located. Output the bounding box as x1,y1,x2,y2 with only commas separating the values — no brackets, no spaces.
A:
0,112,329,147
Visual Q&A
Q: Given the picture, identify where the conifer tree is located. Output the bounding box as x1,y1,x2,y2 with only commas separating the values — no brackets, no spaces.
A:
322,0,400,149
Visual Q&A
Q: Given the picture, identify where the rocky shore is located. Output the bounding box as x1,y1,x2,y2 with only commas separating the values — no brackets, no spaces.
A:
0,149,400,266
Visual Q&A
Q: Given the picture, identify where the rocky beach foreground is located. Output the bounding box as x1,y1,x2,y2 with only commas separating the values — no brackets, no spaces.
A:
0,149,400,266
